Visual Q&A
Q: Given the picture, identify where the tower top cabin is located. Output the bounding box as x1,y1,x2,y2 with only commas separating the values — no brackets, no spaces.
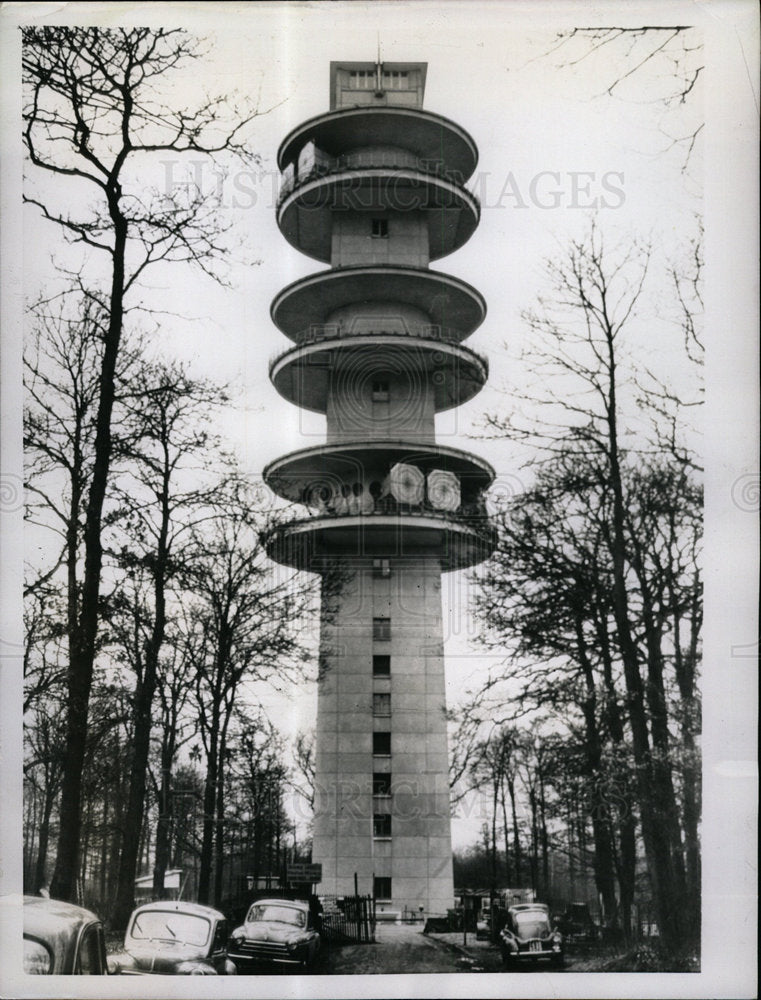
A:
330,62,428,110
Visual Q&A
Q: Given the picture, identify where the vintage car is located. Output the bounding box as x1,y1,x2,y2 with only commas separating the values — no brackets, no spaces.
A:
558,901,599,941
228,897,321,969
108,900,236,975
23,895,109,975
499,903,564,969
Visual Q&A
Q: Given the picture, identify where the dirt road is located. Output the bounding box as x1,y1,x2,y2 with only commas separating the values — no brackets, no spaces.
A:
317,921,476,975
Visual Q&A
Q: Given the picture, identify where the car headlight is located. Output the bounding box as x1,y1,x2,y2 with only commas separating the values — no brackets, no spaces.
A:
177,961,217,975
107,952,136,974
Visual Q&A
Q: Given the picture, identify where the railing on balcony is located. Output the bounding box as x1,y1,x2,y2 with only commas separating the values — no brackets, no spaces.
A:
297,322,459,343
278,144,480,210
268,324,488,375
267,501,496,546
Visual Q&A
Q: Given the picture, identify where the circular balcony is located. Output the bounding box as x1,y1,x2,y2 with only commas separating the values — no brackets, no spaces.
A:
265,507,496,572
277,167,479,262
269,332,488,413
263,440,494,504
271,265,486,342
277,106,479,181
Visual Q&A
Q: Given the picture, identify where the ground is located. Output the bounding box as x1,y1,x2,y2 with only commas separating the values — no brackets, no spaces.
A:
311,924,684,975
315,921,492,975
313,921,578,975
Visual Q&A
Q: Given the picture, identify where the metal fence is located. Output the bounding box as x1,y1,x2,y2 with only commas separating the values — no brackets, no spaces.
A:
320,894,376,944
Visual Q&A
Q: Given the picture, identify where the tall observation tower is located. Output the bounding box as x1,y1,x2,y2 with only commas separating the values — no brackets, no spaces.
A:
264,61,494,915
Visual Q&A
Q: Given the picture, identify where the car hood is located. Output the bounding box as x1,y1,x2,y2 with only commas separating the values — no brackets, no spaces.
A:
241,921,308,944
113,941,210,973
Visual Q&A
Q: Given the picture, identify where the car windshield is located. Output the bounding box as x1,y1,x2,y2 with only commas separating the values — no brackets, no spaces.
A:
23,938,52,974
513,911,550,939
248,904,306,928
129,911,210,947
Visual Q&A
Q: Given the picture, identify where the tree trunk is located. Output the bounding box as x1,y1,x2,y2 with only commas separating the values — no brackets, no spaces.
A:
490,780,499,892
198,720,219,904
603,325,688,954
153,763,173,899
529,787,538,892
567,802,576,898
112,468,170,929
500,779,511,884
507,776,522,883
576,624,619,927
51,210,127,902
213,762,226,909
79,795,93,904
595,604,636,939
672,568,702,944
99,791,109,907
538,768,549,897
34,782,56,893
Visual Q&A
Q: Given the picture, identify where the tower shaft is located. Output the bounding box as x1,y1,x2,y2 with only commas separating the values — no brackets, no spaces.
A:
265,59,493,914
313,557,452,912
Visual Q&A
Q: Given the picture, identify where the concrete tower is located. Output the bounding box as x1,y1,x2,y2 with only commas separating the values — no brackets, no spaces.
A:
264,61,494,915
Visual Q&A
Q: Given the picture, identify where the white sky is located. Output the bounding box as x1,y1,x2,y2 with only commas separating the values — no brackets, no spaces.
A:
1,4,758,998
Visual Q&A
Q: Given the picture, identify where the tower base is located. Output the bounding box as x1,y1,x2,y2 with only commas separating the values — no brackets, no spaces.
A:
312,555,454,916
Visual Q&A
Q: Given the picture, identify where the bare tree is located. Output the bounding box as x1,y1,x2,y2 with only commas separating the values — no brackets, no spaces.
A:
180,483,313,906
479,223,702,954
293,731,316,812
546,26,703,170
23,25,261,903
226,709,290,899
107,359,231,928
23,692,66,893
149,629,198,902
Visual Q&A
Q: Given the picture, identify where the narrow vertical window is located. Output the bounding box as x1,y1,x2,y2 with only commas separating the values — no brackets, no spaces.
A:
373,813,392,837
373,773,392,796
371,218,388,238
373,692,391,717
373,654,391,676
373,617,391,640
374,876,392,899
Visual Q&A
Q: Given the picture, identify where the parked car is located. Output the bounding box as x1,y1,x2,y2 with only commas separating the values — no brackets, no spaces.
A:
228,897,321,970
558,901,599,941
107,900,236,975
23,895,108,975
499,903,563,969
